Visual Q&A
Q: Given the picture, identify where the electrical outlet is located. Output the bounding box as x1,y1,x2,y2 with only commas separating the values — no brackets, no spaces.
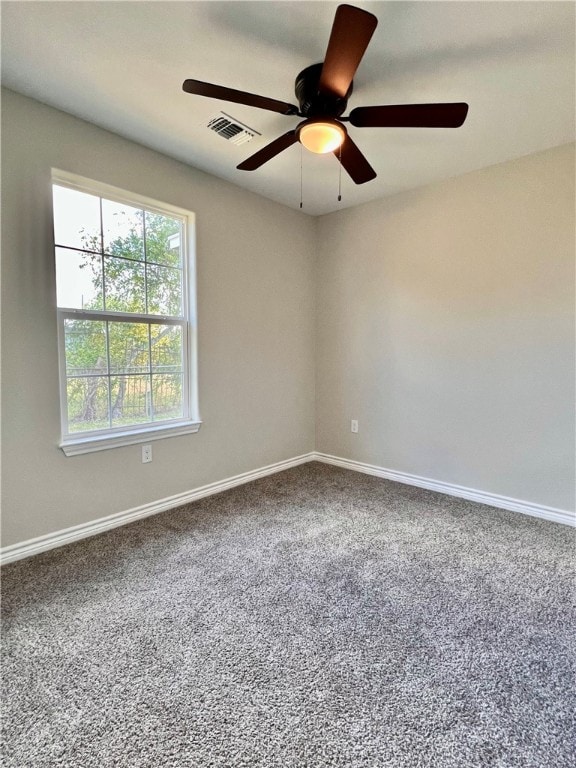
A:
142,444,152,463
351,419,359,433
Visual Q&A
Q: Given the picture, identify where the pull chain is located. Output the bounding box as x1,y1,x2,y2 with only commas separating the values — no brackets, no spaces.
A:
338,144,342,202
299,144,303,210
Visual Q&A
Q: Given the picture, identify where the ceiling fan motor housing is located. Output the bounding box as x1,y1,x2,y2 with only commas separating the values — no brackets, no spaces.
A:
295,63,352,118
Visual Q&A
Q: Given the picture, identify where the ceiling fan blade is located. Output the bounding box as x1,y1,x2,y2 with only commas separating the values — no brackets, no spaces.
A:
183,79,298,116
349,103,469,128
334,134,376,184
237,131,298,171
319,5,378,99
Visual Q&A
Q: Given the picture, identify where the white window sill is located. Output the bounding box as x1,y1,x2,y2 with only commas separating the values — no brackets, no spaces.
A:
60,421,202,456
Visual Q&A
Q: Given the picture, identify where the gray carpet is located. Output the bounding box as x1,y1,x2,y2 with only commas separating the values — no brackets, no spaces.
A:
2,462,575,767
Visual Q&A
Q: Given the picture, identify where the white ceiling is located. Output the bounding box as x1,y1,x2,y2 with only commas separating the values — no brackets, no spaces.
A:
2,1,574,216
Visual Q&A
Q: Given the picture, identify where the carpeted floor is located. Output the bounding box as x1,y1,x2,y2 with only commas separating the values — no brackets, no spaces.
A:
2,462,575,767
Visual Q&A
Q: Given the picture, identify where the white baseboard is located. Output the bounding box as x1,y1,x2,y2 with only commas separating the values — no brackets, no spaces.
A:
313,452,575,527
0,452,315,565
2,449,573,565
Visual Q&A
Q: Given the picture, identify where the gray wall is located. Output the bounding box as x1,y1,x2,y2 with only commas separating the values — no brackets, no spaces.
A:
2,89,574,551
316,143,575,510
1,89,317,546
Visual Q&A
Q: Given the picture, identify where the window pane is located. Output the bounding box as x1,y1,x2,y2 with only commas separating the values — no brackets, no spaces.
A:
64,320,108,376
54,175,193,442
53,185,101,252
102,200,144,261
56,248,103,310
151,374,183,421
151,325,183,373
110,375,151,427
104,257,146,313
66,376,110,433
147,264,182,316
108,322,150,374
145,212,182,267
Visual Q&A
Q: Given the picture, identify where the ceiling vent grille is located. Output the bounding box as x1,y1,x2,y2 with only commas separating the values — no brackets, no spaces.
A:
207,112,260,146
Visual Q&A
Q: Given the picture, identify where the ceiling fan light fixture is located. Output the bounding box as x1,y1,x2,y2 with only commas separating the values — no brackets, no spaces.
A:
185,5,468,186
298,120,346,154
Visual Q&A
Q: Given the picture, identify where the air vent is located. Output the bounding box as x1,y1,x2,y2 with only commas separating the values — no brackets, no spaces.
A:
207,112,261,146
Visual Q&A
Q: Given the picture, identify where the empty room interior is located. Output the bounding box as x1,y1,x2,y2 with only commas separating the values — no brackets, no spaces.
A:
1,2,575,767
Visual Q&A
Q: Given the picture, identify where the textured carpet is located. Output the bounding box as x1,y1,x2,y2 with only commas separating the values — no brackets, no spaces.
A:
2,462,575,767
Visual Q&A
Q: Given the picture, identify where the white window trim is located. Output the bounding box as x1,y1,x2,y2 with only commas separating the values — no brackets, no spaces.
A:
60,422,201,457
52,169,201,455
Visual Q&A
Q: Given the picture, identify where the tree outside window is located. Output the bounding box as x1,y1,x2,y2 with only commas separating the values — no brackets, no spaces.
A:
52,175,198,453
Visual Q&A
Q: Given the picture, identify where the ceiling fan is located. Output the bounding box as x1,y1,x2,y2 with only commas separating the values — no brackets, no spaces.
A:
183,4,469,185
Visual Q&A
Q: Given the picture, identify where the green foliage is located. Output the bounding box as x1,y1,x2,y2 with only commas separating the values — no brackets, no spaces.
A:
65,208,185,431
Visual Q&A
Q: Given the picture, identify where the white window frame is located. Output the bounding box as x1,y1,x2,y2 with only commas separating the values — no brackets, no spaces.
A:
52,169,201,456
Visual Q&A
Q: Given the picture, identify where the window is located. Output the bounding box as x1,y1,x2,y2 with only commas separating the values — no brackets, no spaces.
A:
52,171,200,455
